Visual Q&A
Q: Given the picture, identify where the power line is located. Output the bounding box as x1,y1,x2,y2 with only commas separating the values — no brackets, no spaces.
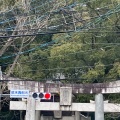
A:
0,3,119,61
17,63,113,72
13,44,120,61
0,40,55,59
0,0,99,25
0,43,120,67
0,4,119,38
0,21,120,34
0,0,92,25
0,33,120,61
0,2,117,32
0,1,119,34
0,38,120,47
0,15,119,59
0,30,120,39
0,0,53,15
0,23,119,45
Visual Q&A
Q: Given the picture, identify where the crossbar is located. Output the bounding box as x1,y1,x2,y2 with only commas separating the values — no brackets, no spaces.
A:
10,101,120,112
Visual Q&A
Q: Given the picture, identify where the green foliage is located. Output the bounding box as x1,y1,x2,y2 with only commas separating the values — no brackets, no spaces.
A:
1,0,118,83
75,94,94,103
107,62,120,79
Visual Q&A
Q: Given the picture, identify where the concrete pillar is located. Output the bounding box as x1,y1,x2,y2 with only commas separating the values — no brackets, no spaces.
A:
26,97,36,120
35,110,40,120
0,66,2,111
75,111,80,120
95,94,104,120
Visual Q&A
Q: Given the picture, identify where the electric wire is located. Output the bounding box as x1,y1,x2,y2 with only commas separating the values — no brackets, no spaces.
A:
19,63,114,72
0,19,120,60
0,4,119,38
0,1,117,32
0,1,120,119
0,28,119,60
0,0,97,25
0,43,120,67
0,1,119,71
0,2,118,35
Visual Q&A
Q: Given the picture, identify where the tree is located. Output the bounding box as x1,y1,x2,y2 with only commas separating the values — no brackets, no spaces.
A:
0,0,120,119
8,0,120,83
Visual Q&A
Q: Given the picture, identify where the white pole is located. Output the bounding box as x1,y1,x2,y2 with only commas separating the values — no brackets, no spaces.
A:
26,97,36,120
0,66,2,111
95,93,104,120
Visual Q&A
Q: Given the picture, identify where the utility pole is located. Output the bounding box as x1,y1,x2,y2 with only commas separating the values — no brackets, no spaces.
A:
0,66,2,111
95,93,104,120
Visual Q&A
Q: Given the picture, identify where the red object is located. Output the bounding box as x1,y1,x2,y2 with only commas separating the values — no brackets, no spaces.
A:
44,93,51,99
32,92,51,99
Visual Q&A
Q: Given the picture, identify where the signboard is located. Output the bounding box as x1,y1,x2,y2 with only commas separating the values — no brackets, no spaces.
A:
10,90,29,98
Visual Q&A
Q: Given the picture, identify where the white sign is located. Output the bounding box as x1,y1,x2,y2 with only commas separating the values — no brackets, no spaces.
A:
10,90,29,98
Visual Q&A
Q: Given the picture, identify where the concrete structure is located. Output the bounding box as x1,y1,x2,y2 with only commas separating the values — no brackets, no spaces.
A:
95,94,104,120
3,76,120,120
10,101,120,112
6,78,120,94
26,97,36,120
0,67,2,111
